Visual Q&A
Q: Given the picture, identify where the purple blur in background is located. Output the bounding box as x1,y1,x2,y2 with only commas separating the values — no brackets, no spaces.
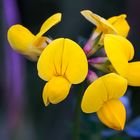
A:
2,0,25,139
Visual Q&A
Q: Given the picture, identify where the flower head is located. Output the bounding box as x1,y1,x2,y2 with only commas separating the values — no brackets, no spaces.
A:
81,10,130,37
37,38,88,106
104,34,140,86
7,13,61,61
82,73,127,130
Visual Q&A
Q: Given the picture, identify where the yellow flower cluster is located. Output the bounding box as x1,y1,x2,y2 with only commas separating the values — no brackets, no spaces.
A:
7,11,140,131
81,10,140,130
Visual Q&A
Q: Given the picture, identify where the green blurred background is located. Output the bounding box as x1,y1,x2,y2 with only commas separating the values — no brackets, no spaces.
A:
0,0,140,140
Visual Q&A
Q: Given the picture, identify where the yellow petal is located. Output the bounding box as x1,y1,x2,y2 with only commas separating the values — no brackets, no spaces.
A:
81,10,102,27
81,73,127,113
7,24,47,61
37,38,88,84
108,14,126,24
42,76,71,106
7,24,35,54
62,38,88,84
37,38,64,81
8,13,61,61
104,34,134,76
34,13,62,41
126,62,140,86
108,14,130,37
105,34,134,61
97,99,126,130
81,10,117,34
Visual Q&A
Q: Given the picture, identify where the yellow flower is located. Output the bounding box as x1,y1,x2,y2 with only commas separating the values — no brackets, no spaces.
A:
81,73,127,130
104,34,140,86
37,38,88,106
7,13,61,61
81,10,130,37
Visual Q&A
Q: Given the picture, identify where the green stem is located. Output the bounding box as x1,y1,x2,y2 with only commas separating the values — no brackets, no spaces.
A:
87,44,103,57
73,84,84,140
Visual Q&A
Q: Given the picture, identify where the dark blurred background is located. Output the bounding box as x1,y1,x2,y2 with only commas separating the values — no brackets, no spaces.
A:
0,0,140,140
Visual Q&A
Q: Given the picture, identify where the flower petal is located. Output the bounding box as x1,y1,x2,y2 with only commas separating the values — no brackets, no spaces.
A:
42,76,71,106
37,38,88,83
126,62,140,86
81,10,117,34
105,34,134,61
108,14,130,37
97,99,126,130
81,73,127,113
7,24,35,54
81,10,101,27
104,34,134,76
37,38,64,81
62,38,88,84
7,25,48,61
34,13,62,40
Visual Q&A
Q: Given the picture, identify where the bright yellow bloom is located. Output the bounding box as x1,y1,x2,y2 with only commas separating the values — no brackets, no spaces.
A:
104,34,140,86
7,13,61,61
81,10,130,37
37,38,88,106
81,73,127,130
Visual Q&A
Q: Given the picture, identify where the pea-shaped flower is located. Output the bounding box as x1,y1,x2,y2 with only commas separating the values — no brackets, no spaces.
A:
104,34,140,86
37,38,88,106
82,73,127,130
82,34,140,130
81,10,130,37
7,13,61,61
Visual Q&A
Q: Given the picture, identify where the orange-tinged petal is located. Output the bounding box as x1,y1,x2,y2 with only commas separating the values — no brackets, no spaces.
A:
104,34,134,76
42,76,71,106
81,73,127,113
97,99,126,130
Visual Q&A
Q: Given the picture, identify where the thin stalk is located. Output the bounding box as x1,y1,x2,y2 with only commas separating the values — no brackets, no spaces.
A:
73,84,84,140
